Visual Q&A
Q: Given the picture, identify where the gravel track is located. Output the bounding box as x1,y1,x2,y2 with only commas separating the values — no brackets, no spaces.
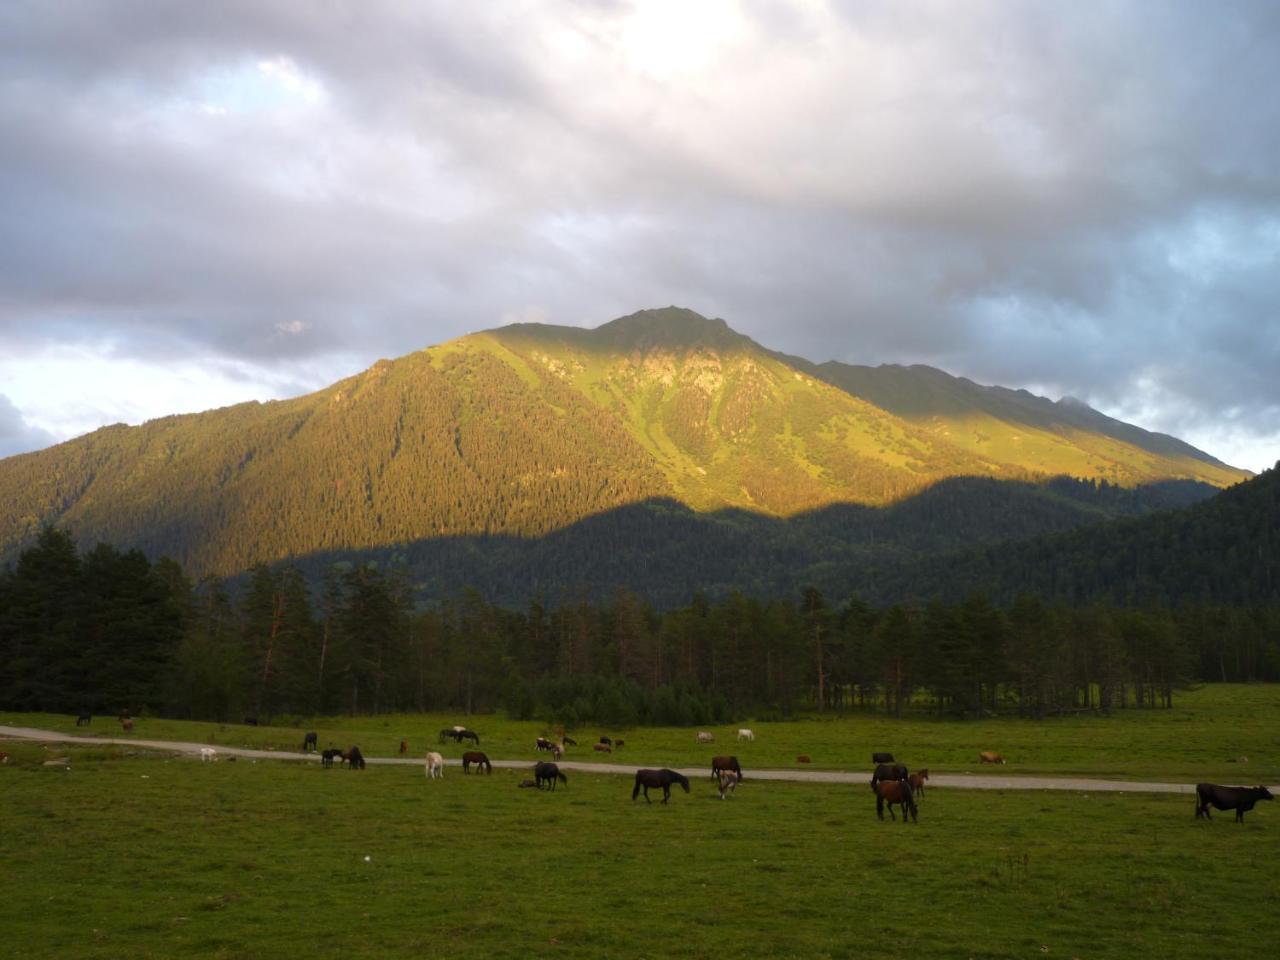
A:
3,724,1254,794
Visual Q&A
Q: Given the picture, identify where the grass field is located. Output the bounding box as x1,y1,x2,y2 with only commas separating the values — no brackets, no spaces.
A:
1,735,1277,960
5,683,1278,783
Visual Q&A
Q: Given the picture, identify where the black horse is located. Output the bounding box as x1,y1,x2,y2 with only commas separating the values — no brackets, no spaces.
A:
632,768,690,804
534,761,568,791
302,731,318,752
346,746,366,770
75,713,92,727
870,762,909,789
599,736,613,747
321,748,342,768
561,735,577,747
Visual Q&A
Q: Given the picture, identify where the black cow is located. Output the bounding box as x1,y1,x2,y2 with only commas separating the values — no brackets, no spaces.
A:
1195,783,1273,823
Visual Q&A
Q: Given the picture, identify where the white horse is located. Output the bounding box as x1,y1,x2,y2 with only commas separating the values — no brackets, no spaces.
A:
696,731,714,744
550,742,564,760
737,728,754,742
717,770,740,799
200,747,218,762
425,751,445,779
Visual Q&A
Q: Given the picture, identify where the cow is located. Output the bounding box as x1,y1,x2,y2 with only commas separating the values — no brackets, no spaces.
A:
979,751,1006,764
1195,783,1274,823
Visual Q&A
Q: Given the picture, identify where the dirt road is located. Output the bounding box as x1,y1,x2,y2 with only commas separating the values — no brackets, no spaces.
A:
2,724,1243,794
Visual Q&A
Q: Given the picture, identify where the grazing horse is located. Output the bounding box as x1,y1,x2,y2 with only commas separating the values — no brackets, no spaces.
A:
534,761,568,791
871,762,908,789
874,779,918,823
438,728,459,743
599,736,613,747
457,729,480,746
614,739,624,749
536,737,555,752
321,748,342,768
561,736,577,747
717,770,741,799
737,728,755,742
908,769,929,799
424,751,444,779
200,747,218,762
75,713,92,727
120,718,134,733
593,743,612,754
302,732,318,752
345,746,366,770
696,731,714,744
462,751,492,774
632,768,691,804
871,752,895,764
796,755,811,763
1195,783,1273,822
710,756,743,781
979,751,1006,764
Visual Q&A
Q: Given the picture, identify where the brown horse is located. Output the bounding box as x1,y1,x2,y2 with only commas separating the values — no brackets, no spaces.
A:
874,779,917,823
120,717,134,733
345,746,366,770
593,743,612,754
710,756,743,780
462,751,492,774
908,769,929,799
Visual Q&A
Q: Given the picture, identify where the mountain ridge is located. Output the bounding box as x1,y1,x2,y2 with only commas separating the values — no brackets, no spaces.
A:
0,307,1249,585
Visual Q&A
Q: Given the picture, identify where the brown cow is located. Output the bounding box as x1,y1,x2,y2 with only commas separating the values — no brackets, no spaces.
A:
979,751,1005,764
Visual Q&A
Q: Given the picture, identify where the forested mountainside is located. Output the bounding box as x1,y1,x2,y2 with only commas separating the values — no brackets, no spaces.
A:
874,463,1280,607
0,308,1249,590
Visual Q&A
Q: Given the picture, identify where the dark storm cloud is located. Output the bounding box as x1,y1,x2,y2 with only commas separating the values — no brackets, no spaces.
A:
0,394,55,458
2,1,1278,468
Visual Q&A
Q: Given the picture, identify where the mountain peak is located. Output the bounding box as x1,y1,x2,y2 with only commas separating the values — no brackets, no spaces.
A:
591,307,750,352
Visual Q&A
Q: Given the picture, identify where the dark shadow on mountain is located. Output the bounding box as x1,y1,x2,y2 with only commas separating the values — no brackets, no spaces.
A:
273,474,1223,609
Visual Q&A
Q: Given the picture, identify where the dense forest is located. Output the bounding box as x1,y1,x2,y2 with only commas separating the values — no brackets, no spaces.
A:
3,527,1276,727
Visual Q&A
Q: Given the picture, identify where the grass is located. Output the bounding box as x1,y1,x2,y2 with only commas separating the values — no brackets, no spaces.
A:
6,683,1278,784
0,736,1277,960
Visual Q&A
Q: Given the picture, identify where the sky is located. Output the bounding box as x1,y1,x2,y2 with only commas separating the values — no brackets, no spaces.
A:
2,1,1278,472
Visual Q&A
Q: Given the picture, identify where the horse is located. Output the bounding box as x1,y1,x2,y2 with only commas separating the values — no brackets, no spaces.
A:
871,752,895,764
345,746,366,770
599,736,613,747
399,739,408,755
632,768,690,804
614,739,625,749
871,762,908,789
438,728,459,744
302,731,318,752
75,713,92,727
979,751,1006,764
737,728,754,742
457,729,480,746
534,761,568,791
696,731,714,744
561,736,577,747
120,718,134,733
711,756,743,781
908,769,929,799
200,747,218,762
462,751,492,774
875,779,918,823
536,737,555,752
321,748,342,768
593,742,612,754
796,755,811,763
717,770,741,799
550,742,564,760
425,751,444,779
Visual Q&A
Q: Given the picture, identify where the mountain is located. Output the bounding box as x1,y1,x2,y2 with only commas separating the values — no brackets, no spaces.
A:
0,307,1250,592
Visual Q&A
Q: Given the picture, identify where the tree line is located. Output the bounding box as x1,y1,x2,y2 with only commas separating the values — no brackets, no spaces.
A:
3,527,1277,725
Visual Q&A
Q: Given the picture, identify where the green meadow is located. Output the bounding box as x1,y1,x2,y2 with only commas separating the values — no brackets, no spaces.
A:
1,733,1277,960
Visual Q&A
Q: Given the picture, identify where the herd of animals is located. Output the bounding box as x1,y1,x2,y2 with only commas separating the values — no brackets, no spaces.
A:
66,714,1276,821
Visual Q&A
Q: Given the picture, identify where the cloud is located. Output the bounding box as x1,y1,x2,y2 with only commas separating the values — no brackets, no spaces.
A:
1,1,1279,471
0,394,56,459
